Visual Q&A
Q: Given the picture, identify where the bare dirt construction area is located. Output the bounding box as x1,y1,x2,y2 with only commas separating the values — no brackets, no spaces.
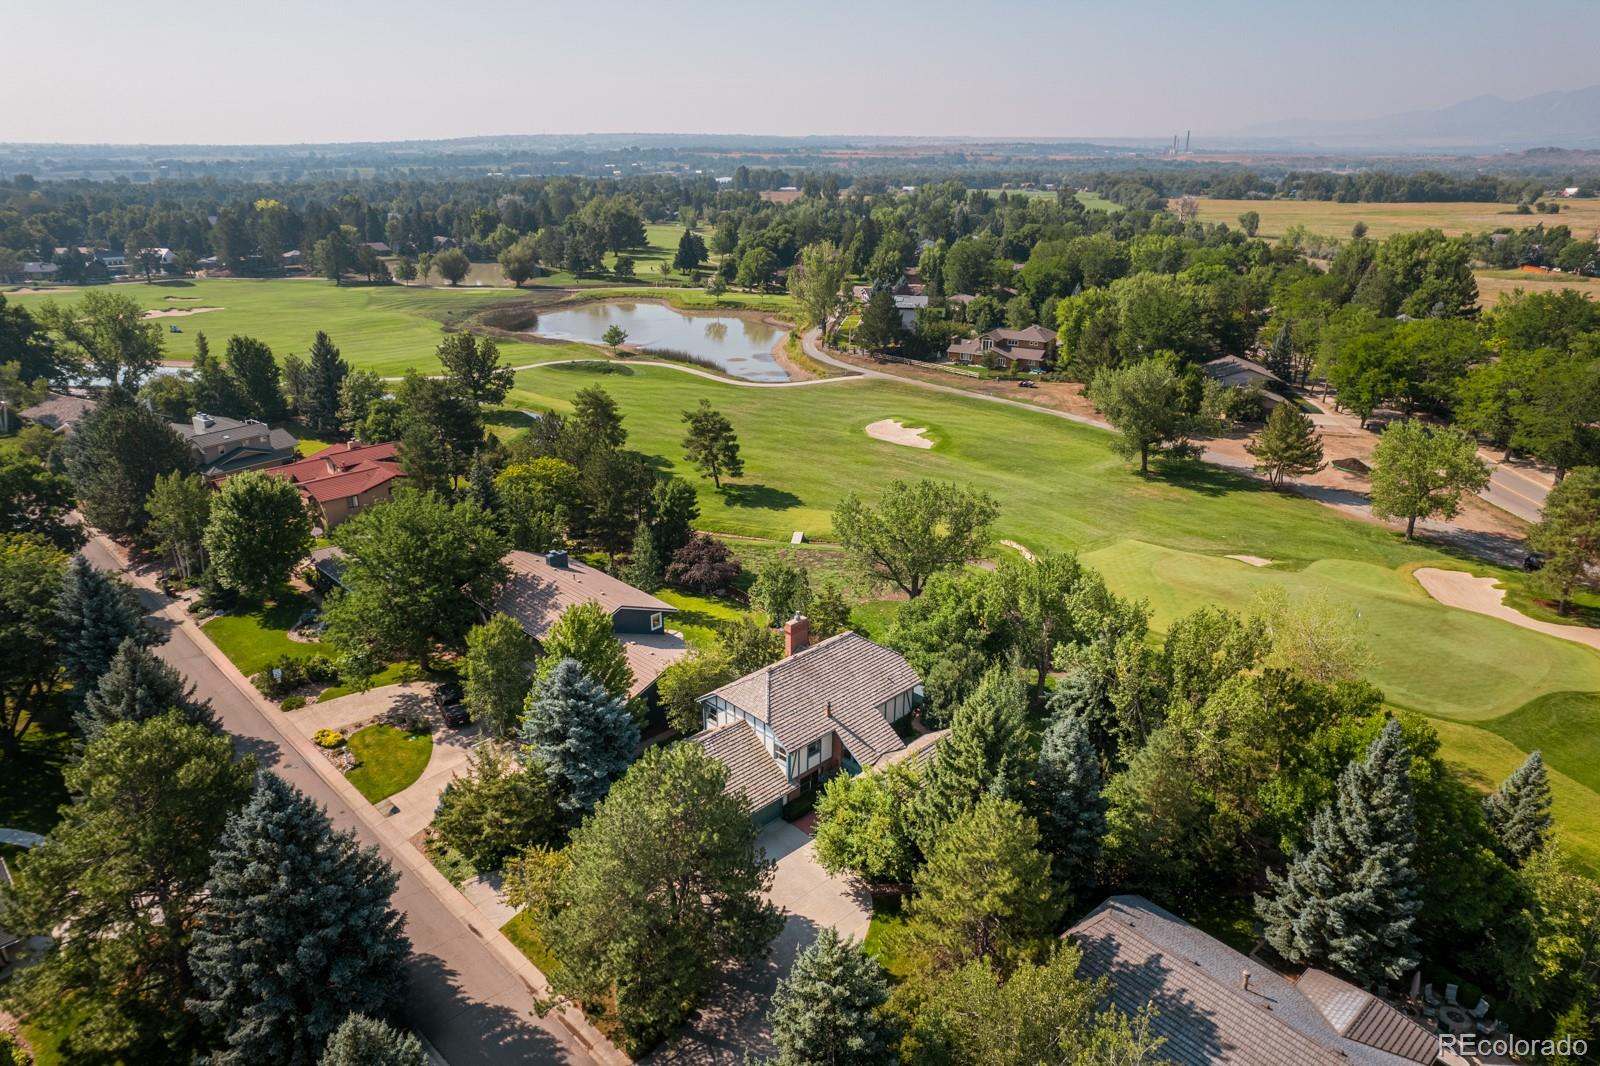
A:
1413,568,1600,652
865,418,934,448
143,306,223,319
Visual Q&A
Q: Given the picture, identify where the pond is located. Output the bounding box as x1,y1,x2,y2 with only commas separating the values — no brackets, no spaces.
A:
525,301,791,382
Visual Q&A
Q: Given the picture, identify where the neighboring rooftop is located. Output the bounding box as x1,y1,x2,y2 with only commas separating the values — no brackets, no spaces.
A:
268,440,405,502
1067,896,1433,1066
1201,354,1286,390
19,390,97,433
704,631,919,765
693,720,791,811
171,412,298,475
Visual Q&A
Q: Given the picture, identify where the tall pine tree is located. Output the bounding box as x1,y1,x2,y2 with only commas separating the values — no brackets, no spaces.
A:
189,774,410,1065
622,520,663,592
1031,709,1107,896
764,928,901,1066
520,656,640,816
78,636,217,739
57,555,160,706
1483,750,1553,866
302,330,350,435
1256,718,1421,988
913,666,1033,849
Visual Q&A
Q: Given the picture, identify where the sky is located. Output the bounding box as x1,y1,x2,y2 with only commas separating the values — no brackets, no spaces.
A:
6,0,1599,144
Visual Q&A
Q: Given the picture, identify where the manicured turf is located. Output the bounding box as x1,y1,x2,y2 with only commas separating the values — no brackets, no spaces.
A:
1480,691,1600,796
345,724,433,803
200,592,327,676
1431,716,1600,876
862,894,917,980
654,589,746,650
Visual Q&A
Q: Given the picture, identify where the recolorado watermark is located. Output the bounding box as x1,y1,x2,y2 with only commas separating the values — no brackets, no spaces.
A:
1439,1033,1587,1059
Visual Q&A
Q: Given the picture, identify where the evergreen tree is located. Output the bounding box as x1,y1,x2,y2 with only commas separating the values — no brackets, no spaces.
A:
57,555,160,706
79,636,217,739
464,451,502,514
681,400,744,487
302,330,350,435
856,288,902,351
520,657,640,816
1483,750,1554,866
649,475,699,559
191,331,241,416
1246,403,1326,488
1264,318,1295,381
318,1014,427,1066
905,795,1060,972
1031,709,1107,895
436,332,513,406
913,667,1033,848
1256,718,1422,987
190,774,410,1066
763,928,900,1066
622,520,663,592
223,335,284,420
432,745,558,869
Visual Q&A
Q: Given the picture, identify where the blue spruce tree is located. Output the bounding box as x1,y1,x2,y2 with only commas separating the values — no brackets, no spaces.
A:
78,636,217,739
1483,750,1553,865
1256,718,1421,988
189,774,410,1064
520,656,640,816
57,555,160,706
1031,708,1107,895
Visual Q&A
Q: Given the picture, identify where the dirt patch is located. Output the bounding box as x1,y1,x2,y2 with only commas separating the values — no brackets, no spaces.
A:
1413,567,1600,651
865,418,934,448
143,306,223,319
1227,554,1273,567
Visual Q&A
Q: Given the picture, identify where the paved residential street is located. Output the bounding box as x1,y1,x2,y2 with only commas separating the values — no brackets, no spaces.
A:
79,538,611,1066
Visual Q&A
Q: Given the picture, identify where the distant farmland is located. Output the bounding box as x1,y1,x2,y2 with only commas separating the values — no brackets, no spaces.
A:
1195,196,1600,240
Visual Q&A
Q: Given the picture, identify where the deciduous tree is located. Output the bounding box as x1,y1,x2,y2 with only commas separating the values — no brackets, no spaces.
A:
1090,356,1222,476
203,470,313,596
462,612,535,738
0,452,76,549
1368,419,1490,539
750,554,810,623
64,389,195,536
537,600,634,701
223,335,283,420
1530,466,1600,614
656,647,735,735
789,240,850,332
145,470,211,578
432,745,558,868
434,247,471,286
498,235,541,288
0,533,66,754
833,479,998,598
666,532,741,593
814,762,923,886
36,289,164,389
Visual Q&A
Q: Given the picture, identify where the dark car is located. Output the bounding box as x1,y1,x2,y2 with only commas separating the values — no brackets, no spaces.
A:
1522,552,1545,573
1017,379,1038,389
434,681,470,727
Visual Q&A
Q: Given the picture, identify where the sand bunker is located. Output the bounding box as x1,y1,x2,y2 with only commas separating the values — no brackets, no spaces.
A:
143,306,223,319
1227,554,1273,567
1414,567,1600,651
865,419,934,448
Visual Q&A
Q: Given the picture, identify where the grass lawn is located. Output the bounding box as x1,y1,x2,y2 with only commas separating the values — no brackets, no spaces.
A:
1074,190,1124,213
862,894,917,980
0,725,72,835
317,659,415,702
560,285,797,316
200,591,327,676
654,588,746,650
345,724,433,803
501,909,561,975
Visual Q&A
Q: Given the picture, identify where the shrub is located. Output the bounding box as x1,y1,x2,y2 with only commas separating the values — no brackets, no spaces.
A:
281,696,307,711
665,533,742,594
313,728,345,748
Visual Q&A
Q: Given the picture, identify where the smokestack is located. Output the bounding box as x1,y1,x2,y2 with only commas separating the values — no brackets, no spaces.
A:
1185,129,1191,153
1240,970,1251,991
784,613,810,657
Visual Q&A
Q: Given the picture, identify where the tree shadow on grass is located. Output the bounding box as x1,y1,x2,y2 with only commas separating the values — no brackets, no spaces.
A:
482,408,538,430
1153,458,1260,499
719,483,802,510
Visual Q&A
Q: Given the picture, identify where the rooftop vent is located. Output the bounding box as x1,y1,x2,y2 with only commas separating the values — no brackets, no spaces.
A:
544,549,569,569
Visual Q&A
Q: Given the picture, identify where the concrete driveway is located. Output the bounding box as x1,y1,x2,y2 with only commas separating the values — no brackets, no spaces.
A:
648,820,871,1064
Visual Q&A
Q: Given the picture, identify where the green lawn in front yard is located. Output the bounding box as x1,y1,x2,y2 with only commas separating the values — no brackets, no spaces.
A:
200,591,327,676
0,724,72,835
316,660,415,702
501,909,561,975
345,724,433,803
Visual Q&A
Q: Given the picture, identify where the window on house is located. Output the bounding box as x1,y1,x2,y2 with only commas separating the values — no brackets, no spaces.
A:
349,496,359,508
649,612,663,632
806,739,822,762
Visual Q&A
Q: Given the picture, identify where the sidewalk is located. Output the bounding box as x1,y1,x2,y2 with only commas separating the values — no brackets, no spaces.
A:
89,533,629,1066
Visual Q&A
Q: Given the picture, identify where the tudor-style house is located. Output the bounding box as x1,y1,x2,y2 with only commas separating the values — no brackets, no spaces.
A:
693,615,927,822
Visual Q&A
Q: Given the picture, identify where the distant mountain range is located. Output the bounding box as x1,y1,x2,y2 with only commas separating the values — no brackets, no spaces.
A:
1240,85,1600,150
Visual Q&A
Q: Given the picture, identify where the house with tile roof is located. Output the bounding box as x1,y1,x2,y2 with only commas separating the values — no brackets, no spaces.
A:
266,440,407,531
18,391,97,434
495,549,687,700
693,616,926,822
1067,896,1437,1066
171,412,299,478
946,324,1058,370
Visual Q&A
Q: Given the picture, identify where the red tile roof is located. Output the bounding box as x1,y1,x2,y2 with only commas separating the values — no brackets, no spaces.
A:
266,441,406,503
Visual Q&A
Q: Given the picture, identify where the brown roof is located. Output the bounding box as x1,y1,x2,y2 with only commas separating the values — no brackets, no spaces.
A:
618,631,690,699
703,632,918,765
990,324,1056,345
1295,969,1437,1064
1067,896,1428,1066
693,720,791,811
877,728,948,769
1202,355,1286,390
20,391,97,432
496,551,676,639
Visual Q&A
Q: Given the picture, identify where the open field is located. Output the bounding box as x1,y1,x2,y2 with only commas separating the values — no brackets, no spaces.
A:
1195,196,1600,241
1474,268,1599,307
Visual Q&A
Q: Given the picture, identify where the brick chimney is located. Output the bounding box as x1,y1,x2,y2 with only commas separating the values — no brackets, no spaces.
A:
783,613,810,657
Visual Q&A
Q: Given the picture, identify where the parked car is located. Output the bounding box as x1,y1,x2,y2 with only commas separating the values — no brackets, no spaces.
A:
1522,552,1545,572
1017,379,1037,389
434,680,470,727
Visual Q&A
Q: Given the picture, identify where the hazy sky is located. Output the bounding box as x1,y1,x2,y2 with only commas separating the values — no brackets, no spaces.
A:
6,0,1598,144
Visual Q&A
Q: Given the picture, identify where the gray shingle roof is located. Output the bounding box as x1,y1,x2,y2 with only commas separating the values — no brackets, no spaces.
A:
693,720,790,811
496,551,676,638
1067,896,1429,1066
20,391,96,432
703,632,918,765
